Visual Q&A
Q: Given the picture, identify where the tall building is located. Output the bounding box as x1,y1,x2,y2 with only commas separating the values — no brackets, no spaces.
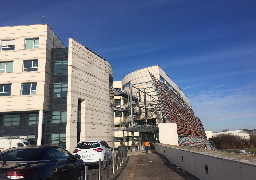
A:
0,24,114,152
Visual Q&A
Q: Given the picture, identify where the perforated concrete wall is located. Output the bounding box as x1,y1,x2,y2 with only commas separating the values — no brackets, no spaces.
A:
156,144,256,180
66,39,114,151
0,24,65,112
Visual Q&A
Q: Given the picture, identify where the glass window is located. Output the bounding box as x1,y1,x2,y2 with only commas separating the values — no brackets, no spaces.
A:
51,133,66,148
0,61,13,73
52,147,70,160
115,99,121,106
28,114,38,125
54,60,68,75
4,114,20,126
21,82,37,95
25,38,39,49
53,82,68,98
114,88,121,91
77,142,100,149
166,82,171,89
115,111,122,117
0,148,45,161
0,84,11,96
123,98,128,105
1,39,15,50
23,60,38,71
160,75,165,83
52,111,67,123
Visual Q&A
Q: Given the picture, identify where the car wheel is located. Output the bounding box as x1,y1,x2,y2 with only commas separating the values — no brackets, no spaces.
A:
101,156,107,170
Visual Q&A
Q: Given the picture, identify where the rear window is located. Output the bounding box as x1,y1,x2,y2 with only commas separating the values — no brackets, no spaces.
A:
77,142,100,149
0,148,45,161
23,141,30,146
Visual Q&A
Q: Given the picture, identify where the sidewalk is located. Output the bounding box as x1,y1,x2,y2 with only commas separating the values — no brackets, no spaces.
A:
115,150,199,180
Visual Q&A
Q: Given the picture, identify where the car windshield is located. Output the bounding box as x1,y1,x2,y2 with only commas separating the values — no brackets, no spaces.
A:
77,142,100,149
0,148,45,161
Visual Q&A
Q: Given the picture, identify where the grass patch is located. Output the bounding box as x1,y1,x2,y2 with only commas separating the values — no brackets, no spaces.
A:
246,147,256,155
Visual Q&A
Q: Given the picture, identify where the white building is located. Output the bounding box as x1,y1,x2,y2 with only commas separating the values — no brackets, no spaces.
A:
0,24,114,152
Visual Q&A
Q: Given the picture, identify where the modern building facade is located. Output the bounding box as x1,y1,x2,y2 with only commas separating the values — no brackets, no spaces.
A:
1,24,207,152
113,65,206,148
0,24,114,152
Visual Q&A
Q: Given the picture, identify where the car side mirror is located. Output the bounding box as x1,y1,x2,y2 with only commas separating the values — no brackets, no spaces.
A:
74,154,81,159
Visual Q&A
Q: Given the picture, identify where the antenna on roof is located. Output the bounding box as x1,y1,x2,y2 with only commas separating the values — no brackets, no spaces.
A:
43,16,44,23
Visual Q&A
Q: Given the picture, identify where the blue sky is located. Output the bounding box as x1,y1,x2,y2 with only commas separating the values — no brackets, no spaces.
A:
1,0,255,132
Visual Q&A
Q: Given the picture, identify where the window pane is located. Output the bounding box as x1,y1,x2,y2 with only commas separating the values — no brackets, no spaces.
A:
6,62,13,72
29,121,36,125
34,38,39,45
52,120,59,123
0,85,3,92
2,40,15,50
25,39,33,49
5,84,11,92
115,112,122,117
24,61,32,68
0,62,5,70
61,91,67,97
115,99,121,105
22,83,31,95
61,111,67,122
33,60,38,67
4,122,11,126
54,88,61,93
51,134,59,138
12,122,19,125
53,111,60,116
29,116,37,120
31,83,37,90
31,91,36,95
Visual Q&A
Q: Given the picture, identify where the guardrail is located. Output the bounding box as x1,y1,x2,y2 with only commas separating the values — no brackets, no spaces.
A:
83,151,126,180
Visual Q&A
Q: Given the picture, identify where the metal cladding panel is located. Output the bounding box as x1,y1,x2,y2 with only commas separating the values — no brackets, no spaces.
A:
150,73,206,148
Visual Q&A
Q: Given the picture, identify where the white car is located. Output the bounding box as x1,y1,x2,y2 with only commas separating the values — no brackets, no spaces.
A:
73,140,113,169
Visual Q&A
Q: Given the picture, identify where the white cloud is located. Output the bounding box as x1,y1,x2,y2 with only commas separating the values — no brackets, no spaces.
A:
189,82,256,123
183,83,204,90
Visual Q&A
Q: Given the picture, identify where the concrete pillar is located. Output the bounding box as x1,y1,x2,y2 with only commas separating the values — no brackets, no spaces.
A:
37,110,43,145
158,123,179,145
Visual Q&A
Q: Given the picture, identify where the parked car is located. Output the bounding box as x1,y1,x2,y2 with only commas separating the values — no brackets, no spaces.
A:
0,137,30,152
0,145,84,180
73,140,113,169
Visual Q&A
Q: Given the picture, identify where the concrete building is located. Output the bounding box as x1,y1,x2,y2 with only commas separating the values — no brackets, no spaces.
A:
0,24,114,152
0,24,207,152
112,65,206,149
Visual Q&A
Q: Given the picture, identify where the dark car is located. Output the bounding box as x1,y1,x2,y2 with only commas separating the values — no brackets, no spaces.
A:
0,145,84,180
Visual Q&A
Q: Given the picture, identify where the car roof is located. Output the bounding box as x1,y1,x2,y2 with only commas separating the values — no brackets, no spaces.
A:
79,140,104,142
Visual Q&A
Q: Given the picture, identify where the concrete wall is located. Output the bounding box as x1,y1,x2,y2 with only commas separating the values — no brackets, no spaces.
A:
155,143,256,180
205,131,212,140
66,38,114,151
0,24,65,112
158,123,178,146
